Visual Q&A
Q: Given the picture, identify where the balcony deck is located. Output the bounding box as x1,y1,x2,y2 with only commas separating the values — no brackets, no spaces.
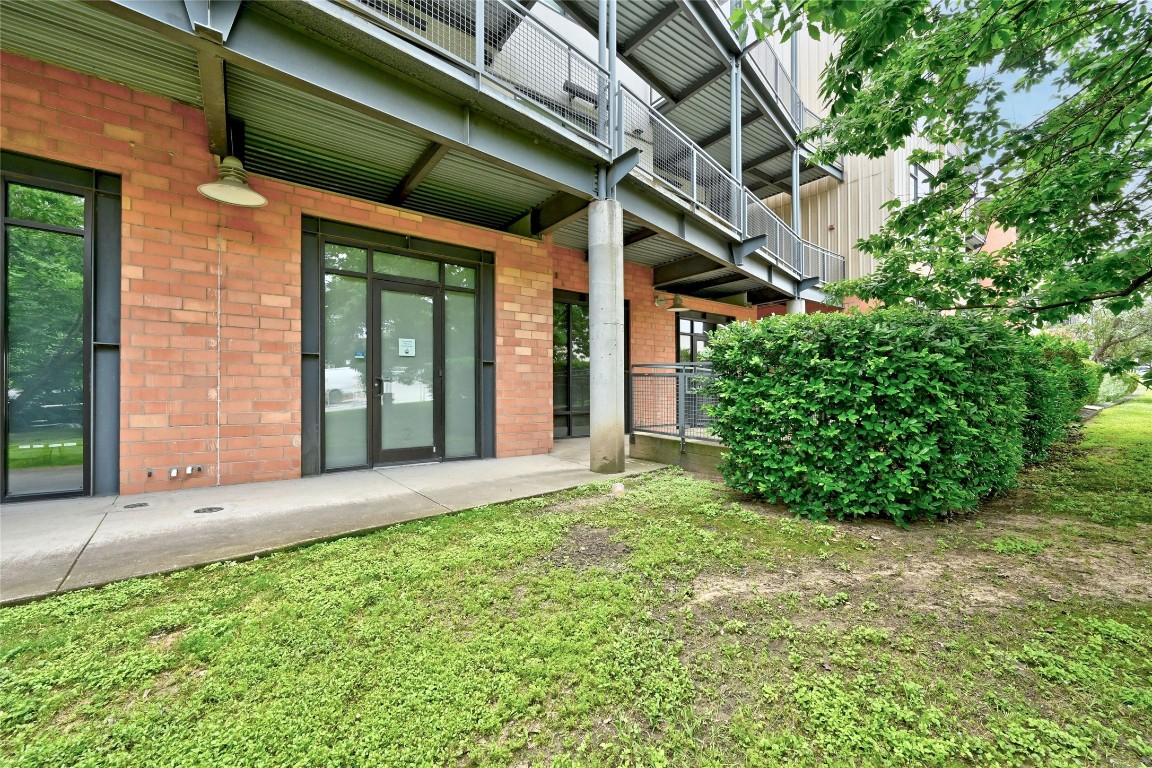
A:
1,0,846,300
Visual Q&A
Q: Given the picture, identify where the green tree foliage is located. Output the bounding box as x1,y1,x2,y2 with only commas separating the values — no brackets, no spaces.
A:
733,0,1152,323
707,310,1098,523
1058,304,1152,365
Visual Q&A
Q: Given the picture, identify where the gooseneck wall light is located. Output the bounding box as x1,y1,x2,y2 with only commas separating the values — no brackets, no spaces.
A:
655,294,689,312
197,156,268,208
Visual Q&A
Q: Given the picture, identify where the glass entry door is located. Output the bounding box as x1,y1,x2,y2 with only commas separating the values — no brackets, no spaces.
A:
375,283,440,463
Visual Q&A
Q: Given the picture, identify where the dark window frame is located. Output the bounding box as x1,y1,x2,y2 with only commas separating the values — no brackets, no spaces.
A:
1,151,120,501
553,289,630,439
676,310,732,364
910,163,934,203
301,217,494,474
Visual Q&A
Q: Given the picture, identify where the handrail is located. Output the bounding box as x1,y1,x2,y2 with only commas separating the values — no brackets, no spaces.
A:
630,363,721,450
342,0,846,286
348,0,612,147
619,84,745,233
745,40,803,130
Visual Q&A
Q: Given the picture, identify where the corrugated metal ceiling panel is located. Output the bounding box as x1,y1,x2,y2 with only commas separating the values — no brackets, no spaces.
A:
699,278,761,296
403,152,555,229
614,1,681,42
552,215,647,252
0,0,202,106
227,67,427,196
630,19,721,95
666,87,731,141
665,269,741,289
623,234,695,268
742,123,790,161
552,215,589,251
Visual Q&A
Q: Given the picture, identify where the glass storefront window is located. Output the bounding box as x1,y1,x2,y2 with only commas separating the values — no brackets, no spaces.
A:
4,224,85,495
323,274,368,469
317,231,485,467
444,292,477,457
7,183,85,229
445,264,475,289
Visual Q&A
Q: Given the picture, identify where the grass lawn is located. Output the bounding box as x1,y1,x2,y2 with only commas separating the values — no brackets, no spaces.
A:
2,397,1151,767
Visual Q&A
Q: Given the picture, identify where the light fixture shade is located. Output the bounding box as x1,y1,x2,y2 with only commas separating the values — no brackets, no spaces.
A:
198,156,268,207
656,294,690,312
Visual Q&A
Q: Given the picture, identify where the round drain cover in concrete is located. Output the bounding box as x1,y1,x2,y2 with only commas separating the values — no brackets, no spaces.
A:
123,502,148,509
193,506,223,514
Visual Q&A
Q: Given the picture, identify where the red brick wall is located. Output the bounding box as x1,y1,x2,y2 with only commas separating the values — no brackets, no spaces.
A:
551,242,756,367
1,52,554,491
492,239,554,457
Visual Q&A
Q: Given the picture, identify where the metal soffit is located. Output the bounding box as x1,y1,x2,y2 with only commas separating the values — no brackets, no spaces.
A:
1,0,831,294
228,67,427,197
0,0,204,106
403,151,558,228
233,64,557,229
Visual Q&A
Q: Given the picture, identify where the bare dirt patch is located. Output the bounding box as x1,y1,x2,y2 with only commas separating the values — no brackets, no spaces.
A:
543,525,630,571
689,514,1152,623
146,627,185,651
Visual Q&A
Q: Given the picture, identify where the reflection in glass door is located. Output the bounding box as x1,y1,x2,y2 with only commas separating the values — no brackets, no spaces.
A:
377,285,438,462
3,183,87,498
553,293,629,439
553,301,590,437
318,233,482,470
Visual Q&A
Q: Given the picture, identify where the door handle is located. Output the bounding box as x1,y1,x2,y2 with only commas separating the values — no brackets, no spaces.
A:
374,377,384,395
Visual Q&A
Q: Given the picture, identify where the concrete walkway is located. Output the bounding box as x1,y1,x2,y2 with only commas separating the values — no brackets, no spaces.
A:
0,440,663,604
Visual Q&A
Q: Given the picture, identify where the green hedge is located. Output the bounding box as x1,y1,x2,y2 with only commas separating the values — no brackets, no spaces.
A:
706,309,1096,524
1020,336,1100,462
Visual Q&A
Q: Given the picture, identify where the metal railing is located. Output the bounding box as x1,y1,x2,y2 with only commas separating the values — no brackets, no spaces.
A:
619,85,743,231
349,0,611,146
745,40,804,130
621,85,845,283
630,363,721,450
342,0,846,286
742,188,845,279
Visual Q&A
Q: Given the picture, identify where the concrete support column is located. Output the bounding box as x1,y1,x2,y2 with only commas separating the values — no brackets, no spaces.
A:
786,299,807,315
588,198,625,473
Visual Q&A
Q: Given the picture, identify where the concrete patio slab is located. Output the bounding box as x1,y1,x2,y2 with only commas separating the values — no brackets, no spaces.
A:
1,440,663,604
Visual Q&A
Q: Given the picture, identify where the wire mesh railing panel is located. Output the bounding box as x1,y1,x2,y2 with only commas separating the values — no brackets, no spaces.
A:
630,364,721,445
484,1,609,143
694,148,739,228
629,372,680,437
745,41,802,129
353,0,478,65
744,190,783,264
803,106,822,135
682,372,719,441
619,87,740,233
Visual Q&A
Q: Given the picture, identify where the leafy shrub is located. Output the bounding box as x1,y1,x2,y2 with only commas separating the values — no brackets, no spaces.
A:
707,310,1099,523
706,309,1027,524
1019,336,1098,462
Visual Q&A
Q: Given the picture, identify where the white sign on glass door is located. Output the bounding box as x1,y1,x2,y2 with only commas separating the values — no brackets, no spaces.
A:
398,338,416,357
